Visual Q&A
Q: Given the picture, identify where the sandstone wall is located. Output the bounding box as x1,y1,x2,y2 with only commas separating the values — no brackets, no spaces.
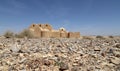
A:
38,24,53,31
60,32,68,38
41,31,51,38
45,24,53,31
68,32,80,38
29,24,80,38
51,31,60,38
29,24,42,38
59,28,68,38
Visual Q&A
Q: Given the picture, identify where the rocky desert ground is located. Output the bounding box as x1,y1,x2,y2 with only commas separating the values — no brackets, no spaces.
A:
0,37,120,71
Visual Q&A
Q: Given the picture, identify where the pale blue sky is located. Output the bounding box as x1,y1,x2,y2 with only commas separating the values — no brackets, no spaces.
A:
0,0,120,35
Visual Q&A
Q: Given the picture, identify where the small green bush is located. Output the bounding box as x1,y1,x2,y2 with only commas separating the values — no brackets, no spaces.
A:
4,31,14,38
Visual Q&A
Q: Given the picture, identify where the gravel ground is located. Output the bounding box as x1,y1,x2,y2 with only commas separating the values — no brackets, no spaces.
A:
0,37,120,71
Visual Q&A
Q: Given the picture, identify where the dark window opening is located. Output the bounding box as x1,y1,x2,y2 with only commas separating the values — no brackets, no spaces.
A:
33,24,35,27
46,24,48,27
39,25,41,27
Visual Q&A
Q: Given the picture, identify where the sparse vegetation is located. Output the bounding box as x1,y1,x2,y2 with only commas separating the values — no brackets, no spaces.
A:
109,36,114,38
15,29,34,38
3,29,34,38
96,35,104,39
82,36,93,40
4,31,14,38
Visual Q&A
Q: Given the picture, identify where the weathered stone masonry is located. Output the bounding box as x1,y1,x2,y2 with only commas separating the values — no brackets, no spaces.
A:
29,24,80,38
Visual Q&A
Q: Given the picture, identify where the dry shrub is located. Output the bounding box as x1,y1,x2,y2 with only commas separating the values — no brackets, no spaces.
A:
16,29,34,38
4,31,14,38
96,35,105,39
82,36,93,40
108,36,114,38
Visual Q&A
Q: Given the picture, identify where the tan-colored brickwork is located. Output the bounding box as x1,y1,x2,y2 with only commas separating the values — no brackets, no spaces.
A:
68,32,80,38
59,27,68,38
29,24,80,38
41,31,51,38
29,24,42,37
51,31,60,38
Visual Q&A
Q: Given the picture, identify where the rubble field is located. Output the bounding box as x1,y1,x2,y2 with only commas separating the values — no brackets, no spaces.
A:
0,38,120,71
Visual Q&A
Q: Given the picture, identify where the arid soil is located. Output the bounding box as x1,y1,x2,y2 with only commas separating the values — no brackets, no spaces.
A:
0,37,120,71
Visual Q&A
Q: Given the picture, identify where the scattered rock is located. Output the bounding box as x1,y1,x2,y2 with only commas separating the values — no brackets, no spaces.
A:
59,62,69,71
71,66,79,71
113,51,120,57
19,58,27,64
110,57,120,65
94,46,101,51
115,43,120,48
0,38,120,71
10,44,21,53
43,59,51,66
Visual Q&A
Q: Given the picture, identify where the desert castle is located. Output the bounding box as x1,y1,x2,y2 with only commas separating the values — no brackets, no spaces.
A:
29,24,80,38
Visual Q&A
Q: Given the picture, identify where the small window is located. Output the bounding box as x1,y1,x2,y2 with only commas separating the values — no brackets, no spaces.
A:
39,25,41,27
46,24,48,26
33,24,35,27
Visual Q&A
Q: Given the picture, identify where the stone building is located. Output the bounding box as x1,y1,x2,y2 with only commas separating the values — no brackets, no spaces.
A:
29,24,80,38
